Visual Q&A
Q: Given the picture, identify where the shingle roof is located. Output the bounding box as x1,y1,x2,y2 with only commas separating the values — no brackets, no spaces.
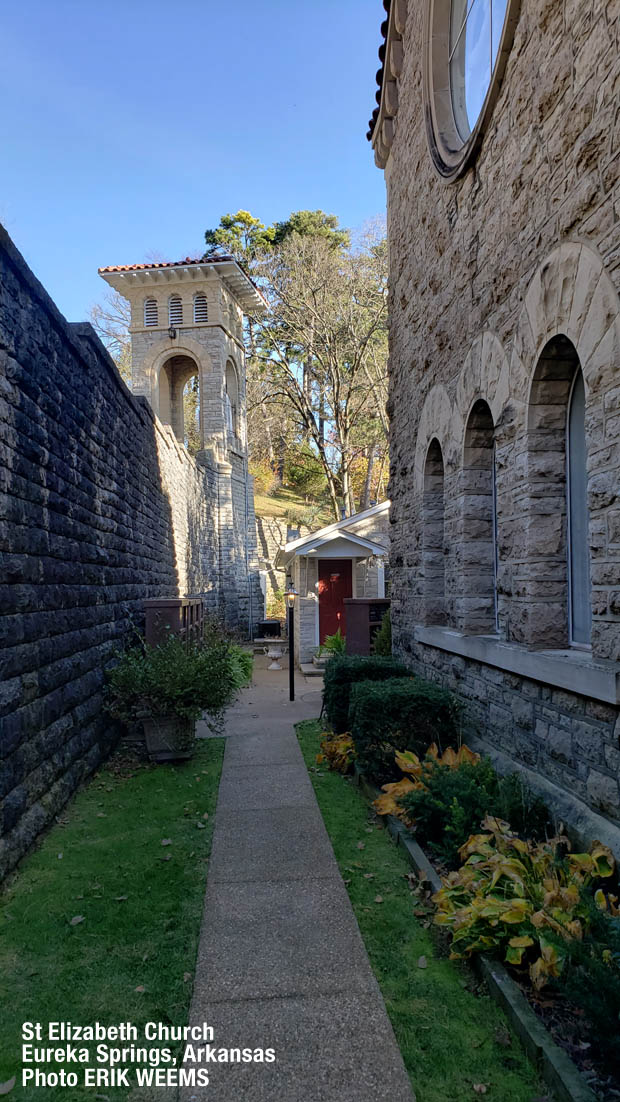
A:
367,0,390,141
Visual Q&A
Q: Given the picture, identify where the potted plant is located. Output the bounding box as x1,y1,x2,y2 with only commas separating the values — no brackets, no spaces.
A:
106,631,241,762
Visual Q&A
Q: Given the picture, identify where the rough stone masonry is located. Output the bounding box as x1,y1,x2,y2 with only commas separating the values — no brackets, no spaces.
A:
370,0,620,837
0,227,261,878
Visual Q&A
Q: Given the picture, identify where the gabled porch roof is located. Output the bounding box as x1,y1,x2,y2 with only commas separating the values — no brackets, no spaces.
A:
275,525,387,571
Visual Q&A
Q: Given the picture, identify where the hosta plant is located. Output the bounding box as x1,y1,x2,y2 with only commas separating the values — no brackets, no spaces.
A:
316,732,356,774
433,815,615,989
372,743,480,820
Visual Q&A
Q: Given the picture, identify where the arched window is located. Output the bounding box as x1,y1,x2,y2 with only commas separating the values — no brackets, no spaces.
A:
567,368,591,646
193,293,208,323
423,439,446,625
460,400,498,633
168,295,183,326
144,298,158,327
526,336,591,647
225,360,239,437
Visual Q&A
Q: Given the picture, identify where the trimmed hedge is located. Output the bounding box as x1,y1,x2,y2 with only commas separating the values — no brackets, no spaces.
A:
322,655,409,733
349,677,460,785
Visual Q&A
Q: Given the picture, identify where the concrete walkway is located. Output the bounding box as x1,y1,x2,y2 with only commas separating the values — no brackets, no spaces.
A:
182,656,415,1102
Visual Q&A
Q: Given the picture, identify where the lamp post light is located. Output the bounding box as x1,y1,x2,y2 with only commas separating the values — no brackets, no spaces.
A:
285,583,298,702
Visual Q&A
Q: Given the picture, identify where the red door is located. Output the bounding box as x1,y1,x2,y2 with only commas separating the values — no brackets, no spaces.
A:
318,559,353,643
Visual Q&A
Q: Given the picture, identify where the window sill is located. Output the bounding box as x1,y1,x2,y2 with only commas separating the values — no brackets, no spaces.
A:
414,625,620,705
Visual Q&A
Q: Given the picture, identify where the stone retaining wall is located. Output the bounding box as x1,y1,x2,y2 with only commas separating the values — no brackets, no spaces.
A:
0,226,259,878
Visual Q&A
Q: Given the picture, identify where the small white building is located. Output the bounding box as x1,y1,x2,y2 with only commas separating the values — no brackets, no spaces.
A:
276,502,390,665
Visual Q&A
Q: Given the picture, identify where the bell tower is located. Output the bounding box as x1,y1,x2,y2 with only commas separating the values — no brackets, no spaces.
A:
98,255,266,461
98,254,267,630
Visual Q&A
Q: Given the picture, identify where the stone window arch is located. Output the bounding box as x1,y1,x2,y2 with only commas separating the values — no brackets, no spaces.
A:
168,294,183,327
525,335,591,648
225,359,239,437
423,438,446,624
144,298,158,327
193,293,208,323
458,399,498,634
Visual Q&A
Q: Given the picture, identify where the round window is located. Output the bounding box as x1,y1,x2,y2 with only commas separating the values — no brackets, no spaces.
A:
424,0,520,179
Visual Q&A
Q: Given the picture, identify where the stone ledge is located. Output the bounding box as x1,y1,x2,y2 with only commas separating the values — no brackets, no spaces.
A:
415,625,620,705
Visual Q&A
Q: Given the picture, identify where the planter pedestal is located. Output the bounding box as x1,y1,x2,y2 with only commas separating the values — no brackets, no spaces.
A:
142,717,195,762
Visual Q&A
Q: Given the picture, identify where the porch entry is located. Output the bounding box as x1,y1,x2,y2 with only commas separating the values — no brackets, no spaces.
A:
318,559,352,643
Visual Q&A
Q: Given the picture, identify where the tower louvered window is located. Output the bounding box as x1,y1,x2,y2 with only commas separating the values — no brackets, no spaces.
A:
193,293,208,323
169,295,183,326
144,298,158,326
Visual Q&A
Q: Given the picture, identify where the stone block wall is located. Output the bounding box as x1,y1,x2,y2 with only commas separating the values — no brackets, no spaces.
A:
0,227,259,878
379,1,620,826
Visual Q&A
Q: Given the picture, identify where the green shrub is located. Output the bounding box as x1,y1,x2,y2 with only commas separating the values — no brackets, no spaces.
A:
399,758,551,868
371,609,391,656
349,676,459,785
559,895,620,1076
320,627,346,656
322,654,409,734
229,645,253,688
106,632,242,726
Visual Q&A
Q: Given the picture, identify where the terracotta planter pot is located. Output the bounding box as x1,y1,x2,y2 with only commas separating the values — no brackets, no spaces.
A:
142,716,195,762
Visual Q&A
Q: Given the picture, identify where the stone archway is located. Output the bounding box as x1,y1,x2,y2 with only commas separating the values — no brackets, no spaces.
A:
510,243,620,658
158,354,201,450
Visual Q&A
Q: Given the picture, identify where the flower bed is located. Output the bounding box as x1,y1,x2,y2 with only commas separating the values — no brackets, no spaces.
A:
317,662,620,1100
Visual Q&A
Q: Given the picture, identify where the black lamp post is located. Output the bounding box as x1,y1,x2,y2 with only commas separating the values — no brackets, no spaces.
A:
285,583,298,702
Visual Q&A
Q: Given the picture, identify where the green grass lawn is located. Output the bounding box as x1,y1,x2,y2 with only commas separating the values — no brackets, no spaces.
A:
297,720,546,1102
0,737,224,1101
253,484,333,527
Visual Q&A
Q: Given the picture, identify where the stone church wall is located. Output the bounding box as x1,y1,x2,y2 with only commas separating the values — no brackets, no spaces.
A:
0,226,257,878
383,2,620,829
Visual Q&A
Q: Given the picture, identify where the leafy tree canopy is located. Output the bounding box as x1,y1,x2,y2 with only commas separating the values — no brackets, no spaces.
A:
203,208,349,266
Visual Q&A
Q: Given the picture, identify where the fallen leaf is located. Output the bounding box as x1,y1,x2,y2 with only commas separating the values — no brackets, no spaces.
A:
160,855,171,862
343,879,351,885
413,908,428,917
365,827,374,834
202,813,209,820
161,839,172,847
494,1028,511,1048
57,853,63,860
473,1086,488,1095
97,812,106,818
69,915,85,926
417,955,428,969
183,972,192,983
134,985,145,993
374,895,384,904
115,896,128,902
0,1077,16,1095
357,842,366,850
363,873,374,880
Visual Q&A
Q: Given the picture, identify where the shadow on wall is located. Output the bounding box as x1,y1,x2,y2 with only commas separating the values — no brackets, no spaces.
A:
0,226,184,880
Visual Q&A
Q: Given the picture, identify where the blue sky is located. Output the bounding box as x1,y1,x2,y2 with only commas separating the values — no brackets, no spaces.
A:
0,0,386,322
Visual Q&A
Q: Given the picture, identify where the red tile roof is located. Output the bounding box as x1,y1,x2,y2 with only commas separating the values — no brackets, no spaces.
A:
367,0,390,141
99,255,235,273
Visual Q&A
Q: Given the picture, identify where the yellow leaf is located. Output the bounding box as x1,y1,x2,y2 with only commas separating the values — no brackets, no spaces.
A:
394,749,422,775
591,843,615,878
456,744,481,766
509,935,534,948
